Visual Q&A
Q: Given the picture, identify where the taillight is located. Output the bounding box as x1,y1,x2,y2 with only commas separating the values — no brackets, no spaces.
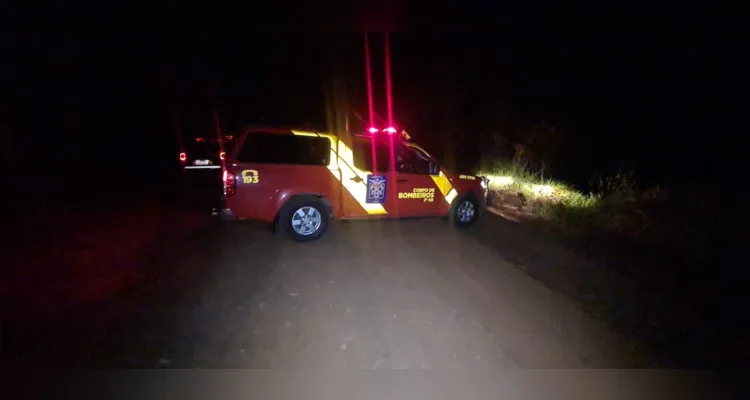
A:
219,151,226,160
179,152,187,162
223,170,236,197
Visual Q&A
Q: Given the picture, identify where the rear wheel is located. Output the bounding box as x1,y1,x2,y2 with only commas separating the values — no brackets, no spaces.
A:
278,197,330,242
450,194,480,228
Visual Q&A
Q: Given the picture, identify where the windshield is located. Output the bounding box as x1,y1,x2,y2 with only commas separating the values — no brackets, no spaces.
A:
405,143,439,164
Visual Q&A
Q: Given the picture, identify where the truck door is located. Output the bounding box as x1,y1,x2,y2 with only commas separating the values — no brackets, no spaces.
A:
393,144,441,216
351,138,398,217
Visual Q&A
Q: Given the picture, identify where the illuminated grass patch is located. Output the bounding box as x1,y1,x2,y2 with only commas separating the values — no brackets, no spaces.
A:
475,160,608,231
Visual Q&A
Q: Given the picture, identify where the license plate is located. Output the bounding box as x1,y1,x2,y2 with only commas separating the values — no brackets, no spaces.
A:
194,159,211,165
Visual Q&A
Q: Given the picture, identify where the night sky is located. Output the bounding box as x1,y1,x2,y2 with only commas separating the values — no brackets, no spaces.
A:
4,6,747,198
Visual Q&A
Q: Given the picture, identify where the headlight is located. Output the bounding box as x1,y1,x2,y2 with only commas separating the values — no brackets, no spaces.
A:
480,176,488,189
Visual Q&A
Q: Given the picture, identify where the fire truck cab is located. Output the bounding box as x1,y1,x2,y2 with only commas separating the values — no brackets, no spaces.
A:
219,126,489,242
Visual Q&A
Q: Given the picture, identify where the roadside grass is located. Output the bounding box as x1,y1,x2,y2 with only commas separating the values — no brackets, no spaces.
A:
477,159,750,366
474,159,737,271
478,159,655,234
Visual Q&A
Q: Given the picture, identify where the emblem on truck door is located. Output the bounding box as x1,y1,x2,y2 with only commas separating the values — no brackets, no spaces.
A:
365,175,387,204
241,169,259,184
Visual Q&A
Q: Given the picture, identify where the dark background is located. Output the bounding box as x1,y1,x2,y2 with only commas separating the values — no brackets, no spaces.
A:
2,3,750,373
3,5,747,201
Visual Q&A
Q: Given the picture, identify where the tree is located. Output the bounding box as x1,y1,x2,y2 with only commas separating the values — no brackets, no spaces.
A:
475,102,515,167
513,120,564,175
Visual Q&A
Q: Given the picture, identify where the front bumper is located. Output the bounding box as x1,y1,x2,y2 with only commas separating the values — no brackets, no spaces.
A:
479,176,491,207
482,187,491,207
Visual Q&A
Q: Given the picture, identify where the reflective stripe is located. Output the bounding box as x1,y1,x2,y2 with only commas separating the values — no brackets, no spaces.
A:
430,170,456,205
404,143,457,206
291,130,387,215
445,188,458,204
184,165,221,170
290,131,319,137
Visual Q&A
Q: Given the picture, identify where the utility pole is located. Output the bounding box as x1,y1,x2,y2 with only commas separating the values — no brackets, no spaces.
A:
209,86,225,166
209,86,227,214
364,32,378,173
385,31,394,128
384,31,398,209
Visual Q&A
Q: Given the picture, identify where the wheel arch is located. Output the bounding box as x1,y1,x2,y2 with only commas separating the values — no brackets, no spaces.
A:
450,189,480,209
448,190,482,219
272,193,334,233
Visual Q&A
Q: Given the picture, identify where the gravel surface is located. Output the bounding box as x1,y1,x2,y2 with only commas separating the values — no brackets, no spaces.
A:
5,215,639,368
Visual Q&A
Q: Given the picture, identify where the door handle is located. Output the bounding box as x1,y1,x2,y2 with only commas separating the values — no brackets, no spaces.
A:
397,179,408,183
350,176,363,183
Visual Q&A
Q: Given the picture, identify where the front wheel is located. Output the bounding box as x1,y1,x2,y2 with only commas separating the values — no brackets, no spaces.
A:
450,195,480,228
278,197,330,242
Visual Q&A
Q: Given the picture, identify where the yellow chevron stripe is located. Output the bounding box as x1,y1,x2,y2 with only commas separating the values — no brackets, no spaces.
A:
430,170,456,205
404,143,456,205
445,188,458,204
292,130,387,215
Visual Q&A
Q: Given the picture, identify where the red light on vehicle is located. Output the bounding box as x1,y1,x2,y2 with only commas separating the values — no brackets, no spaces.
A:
219,151,226,160
383,127,396,134
368,127,379,134
223,170,237,197
195,137,204,142
179,152,187,161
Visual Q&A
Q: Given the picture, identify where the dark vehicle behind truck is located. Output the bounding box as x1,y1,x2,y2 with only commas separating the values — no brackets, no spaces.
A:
179,136,233,211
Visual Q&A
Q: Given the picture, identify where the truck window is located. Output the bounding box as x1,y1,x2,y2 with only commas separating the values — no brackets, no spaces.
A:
236,133,330,165
395,145,438,175
353,141,391,172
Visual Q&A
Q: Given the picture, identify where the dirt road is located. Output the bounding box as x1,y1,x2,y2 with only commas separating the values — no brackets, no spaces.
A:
5,214,643,368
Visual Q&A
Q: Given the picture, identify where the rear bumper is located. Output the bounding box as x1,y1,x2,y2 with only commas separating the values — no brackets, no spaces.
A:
183,165,222,170
212,208,236,220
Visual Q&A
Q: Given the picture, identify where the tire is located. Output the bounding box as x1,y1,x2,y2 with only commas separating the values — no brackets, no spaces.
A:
450,193,480,228
277,196,330,242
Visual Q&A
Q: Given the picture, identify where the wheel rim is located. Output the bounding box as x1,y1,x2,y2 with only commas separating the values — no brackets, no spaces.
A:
291,206,323,236
457,200,476,223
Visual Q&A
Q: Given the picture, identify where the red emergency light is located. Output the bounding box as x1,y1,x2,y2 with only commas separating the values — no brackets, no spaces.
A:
366,127,398,135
